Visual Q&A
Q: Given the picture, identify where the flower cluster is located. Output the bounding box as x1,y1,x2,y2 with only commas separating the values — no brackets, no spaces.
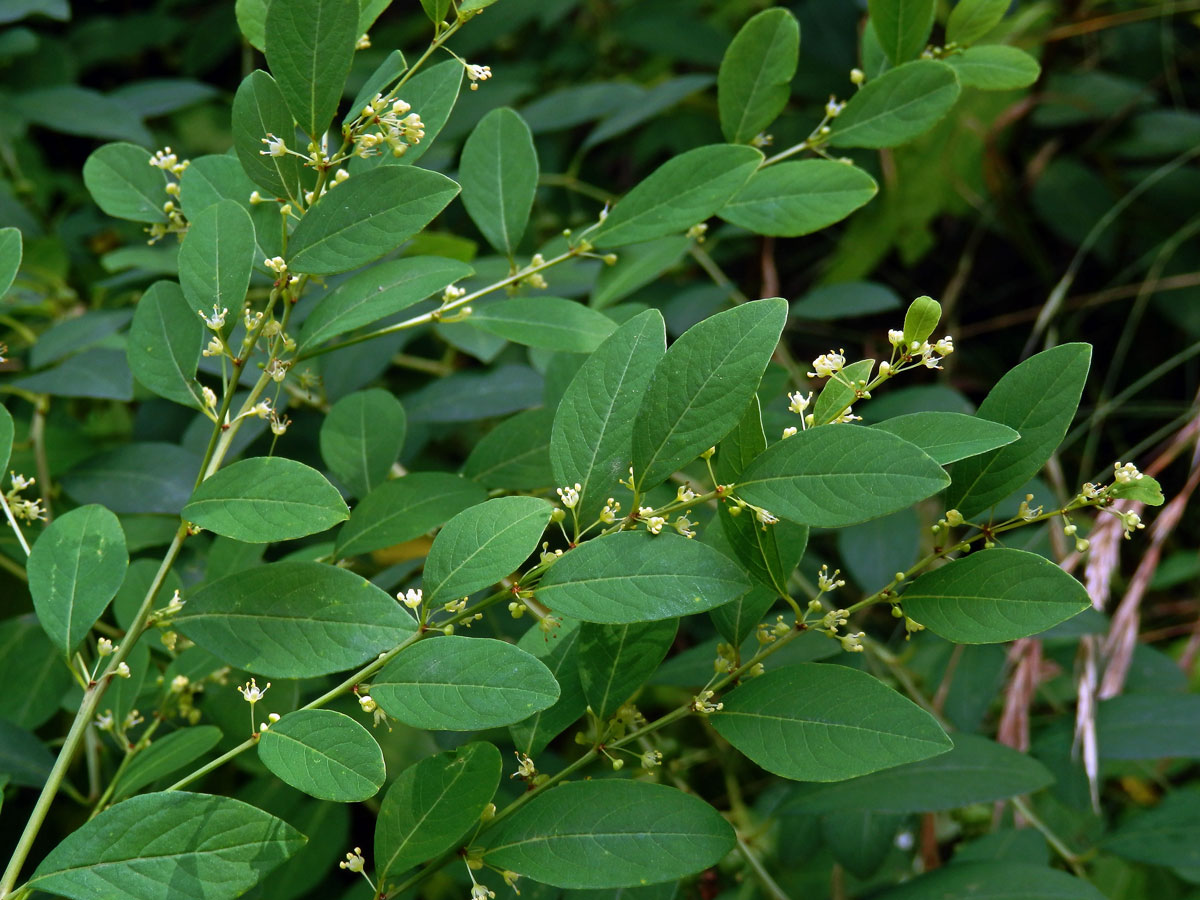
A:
353,95,425,158
146,147,191,244
886,330,954,369
6,471,45,524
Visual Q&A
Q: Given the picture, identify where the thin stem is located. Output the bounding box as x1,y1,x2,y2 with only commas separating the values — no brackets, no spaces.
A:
1010,796,1089,878
30,396,52,523
296,247,581,362
736,834,793,900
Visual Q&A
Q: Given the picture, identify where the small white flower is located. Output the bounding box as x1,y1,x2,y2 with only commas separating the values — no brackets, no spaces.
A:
237,677,270,703
782,426,798,439
399,588,423,610
887,329,906,348
756,509,779,525
115,662,131,678
646,515,666,535
933,336,954,356
442,284,466,303
164,589,185,615
466,63,492,90
692,690,723,714
600,498,621,524
359,694,377,713
825,97,845,118
260,133,287,157
850,68,865,85
249,190,264,204
264,256,287,274
201,386,218,411
808,349,846,378
201,336,224,358
123,709,143,729
170,675,190,693
9,472,34,491
95,710,115,731
471,884,495,900
818,565,846,592
1114,461,1144,484
97,637,115,657
512,751,536,779
839,631,865,652
642,749,663,768
339,847,366,874
672,515,696,538
788,390,812,414
556,483,581,509
676,485,697,503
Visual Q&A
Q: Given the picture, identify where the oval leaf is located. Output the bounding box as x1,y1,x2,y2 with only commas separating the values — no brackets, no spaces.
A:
718,8,800,144
868,0,935,64
232,70,307,200
873,411,1019,465
299,256,473,351
551,309,667,525
946,343,1091,518
128,281,204,409
786,733,1054,813
829,60,961,149
83,142,168,223
535,531,750,624
713,663,952,781
948,44,1042,91
423,496,553,603
578,618,677,720
175,561,415,677
319,389,406,499
29,505,128,656
335,472,487,557
591,144,763,248
177,199,256,317
264,0,357,138
901,548,1090,643
471,297,616,353
719,159,877,236
481,780,735,889
258,709,385,802
375,742,502,882
633,298,787,492
184,457,349,543
28,792,304,900
736,426,950,527
460,107,538,257
372,635,560,730
288,166,460,275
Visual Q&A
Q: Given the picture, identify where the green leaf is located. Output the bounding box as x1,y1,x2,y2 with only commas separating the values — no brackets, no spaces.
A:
288,166,460,275
460,108,538,257
264,0,358,138
873,412,1019,465
868,0,935,64
319,389,406,498
829,60,961,149
709,584,778,647
811,359,875,426
0,226,21,298
633,298,786,492
184,457,349,543
376,742,502,882
713,662,951,781
945,344,1091,518
471,297,616,353
463,407,555,491
232,70,307,200
176,561,414,677
28,505,128,657
948,45,1042,90
591,235,689,310
423,496,553,603
372,635,560,730
719,160,877,237
127,281,204,409
418,0,451,25
786,734,1054,813
946,0,1010,46
0,616,72,728
335,472,487,557
716,397,808,595
177,199,256,318
0,403,13,474
83,143,168,223
63,443,201,516
112,726,222,802
551,309,666,525
28,792,304,900
258,709,385,802
383,58,462,165
1097,694,1200,760
510,621,587,755
0,719,53,787
299,256,472,351
717,8,800,144
1106,789,1200,868
1110,472,1164,506
591,145,763,249
902,294,941,346
482,780,735,889
235,0,267,50
791,281,902,321
178,154,281,258
11,348,132,401
878,864,1106,900
821,810,903,880
578,619,677,720
902,548,1090,643
736,426,950,527
535,531,750,624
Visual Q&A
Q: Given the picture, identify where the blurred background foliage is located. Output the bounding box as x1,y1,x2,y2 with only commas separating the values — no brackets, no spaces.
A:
2,1,1200,897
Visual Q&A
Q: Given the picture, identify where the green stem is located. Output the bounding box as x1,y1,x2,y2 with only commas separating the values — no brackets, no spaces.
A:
736,834,792,900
